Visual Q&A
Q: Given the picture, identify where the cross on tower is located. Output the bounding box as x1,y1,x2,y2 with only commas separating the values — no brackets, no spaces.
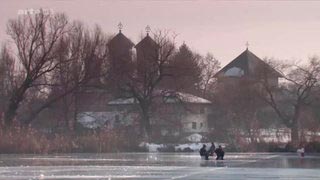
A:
145,25,151,35
118,22,123,33
245,41,249,50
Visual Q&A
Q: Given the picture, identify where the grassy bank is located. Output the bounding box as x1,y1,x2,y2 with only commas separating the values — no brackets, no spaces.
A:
0,126,143,154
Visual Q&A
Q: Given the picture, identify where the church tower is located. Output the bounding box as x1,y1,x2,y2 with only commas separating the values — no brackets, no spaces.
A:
107,23,134,88
135,26,159,78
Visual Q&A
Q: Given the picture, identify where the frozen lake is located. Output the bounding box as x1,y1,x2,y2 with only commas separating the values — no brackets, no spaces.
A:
0,152,320,179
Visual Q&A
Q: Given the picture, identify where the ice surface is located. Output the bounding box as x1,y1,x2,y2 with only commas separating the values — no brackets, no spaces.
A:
0,153,319,179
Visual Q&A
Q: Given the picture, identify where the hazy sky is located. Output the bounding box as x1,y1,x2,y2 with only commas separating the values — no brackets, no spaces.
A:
1,0,320,65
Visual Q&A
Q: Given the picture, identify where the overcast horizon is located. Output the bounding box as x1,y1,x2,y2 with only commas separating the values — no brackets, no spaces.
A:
1,0,320,65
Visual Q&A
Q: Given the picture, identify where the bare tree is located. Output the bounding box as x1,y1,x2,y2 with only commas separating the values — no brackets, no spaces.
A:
23,24,109,128
199,53,220,98
260,57,320,146
3,11,71,127
121,30,176,139
213,77,267,146
0,45,15,117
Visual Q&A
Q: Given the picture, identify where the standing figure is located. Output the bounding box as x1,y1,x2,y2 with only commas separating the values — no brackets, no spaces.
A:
208,142,216,156
199,144,209,160
214,145,225,160
297,147,305,158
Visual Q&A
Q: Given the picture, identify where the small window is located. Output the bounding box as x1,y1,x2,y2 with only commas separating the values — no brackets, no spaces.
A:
200,123,203,128
200,107,205,113
192,122,197,129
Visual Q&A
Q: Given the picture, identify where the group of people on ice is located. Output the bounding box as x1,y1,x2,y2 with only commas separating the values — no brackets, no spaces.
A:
199,142,225,160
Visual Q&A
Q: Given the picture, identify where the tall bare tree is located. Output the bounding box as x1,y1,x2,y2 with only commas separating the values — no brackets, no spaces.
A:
0,46,15,117
3,11,71,126
199,53,220,98
213,76,268,147
121,30,176,139
23,24,109,128
260,57,320,146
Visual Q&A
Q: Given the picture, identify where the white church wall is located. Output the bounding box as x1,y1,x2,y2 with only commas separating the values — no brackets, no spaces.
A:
181,114,208,133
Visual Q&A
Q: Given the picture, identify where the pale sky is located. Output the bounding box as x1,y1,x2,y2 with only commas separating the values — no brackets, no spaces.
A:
1,0,320,65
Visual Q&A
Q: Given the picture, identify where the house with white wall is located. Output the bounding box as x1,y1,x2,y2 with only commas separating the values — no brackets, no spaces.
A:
77,92,212,137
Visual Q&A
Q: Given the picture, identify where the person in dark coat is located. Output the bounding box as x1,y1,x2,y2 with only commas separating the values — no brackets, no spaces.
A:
214,145,225,160
208,142,215,156
199,144,209,160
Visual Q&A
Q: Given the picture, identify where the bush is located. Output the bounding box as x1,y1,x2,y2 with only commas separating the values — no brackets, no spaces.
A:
224,143,241,152
0,126,142,154
284,142,297,152
267,143,287,152
224,141,288,152
305,141,320,153
181,147,194,152
157,144,175,152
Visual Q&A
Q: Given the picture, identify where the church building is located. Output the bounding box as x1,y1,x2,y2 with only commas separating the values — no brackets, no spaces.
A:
76,25,212,140
214,47,282,88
